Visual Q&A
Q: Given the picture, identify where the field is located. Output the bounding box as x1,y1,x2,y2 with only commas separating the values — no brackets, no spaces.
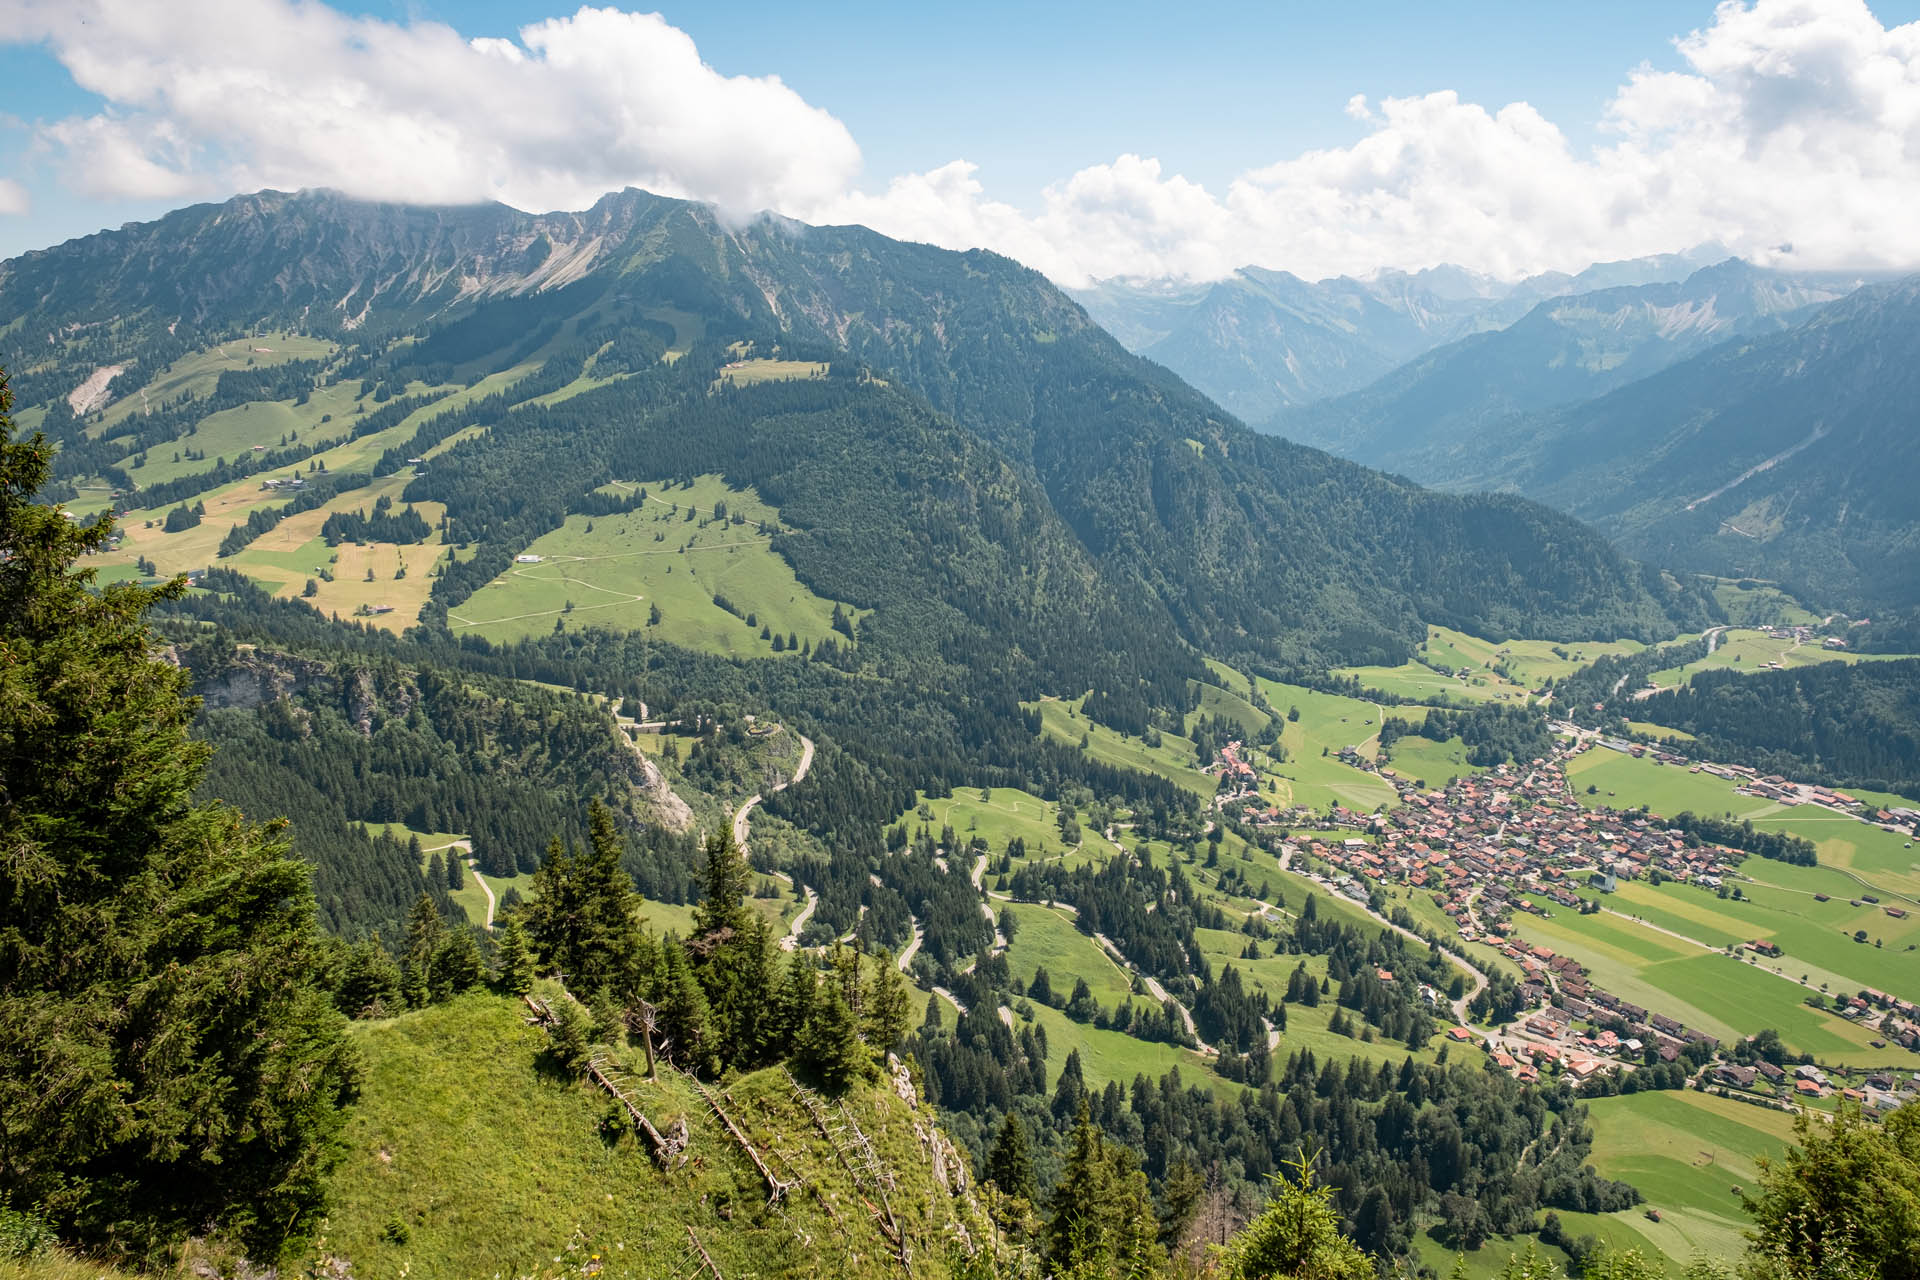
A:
1021,1002,1213,1092
1192,666,1273,735
120,382,366,487
450,475,857,654
1004,903,1142,1010
90,333,339,434
1625,720,1695,741
1379,733,1487,789
1582,1089,1801,1263
1744,810,1920,900
1336,661,1529,706
1249,676,1398,812
909,786,1069,859
1707,578,1821,627
1565,750,1776,820
1609,876,1920,994
76,369,524,632
1644,628,1893,690
1334,625,1644,707
1508,892,1905,1063
714,358,829,387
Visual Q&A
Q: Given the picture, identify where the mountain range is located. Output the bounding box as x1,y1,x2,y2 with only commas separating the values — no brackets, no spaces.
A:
1278,258,1858,474
1068,245,1733,422
2,186,1699,686
1082,246,1918,613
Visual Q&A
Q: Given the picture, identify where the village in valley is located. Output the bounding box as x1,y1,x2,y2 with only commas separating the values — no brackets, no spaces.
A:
1204,713,1920,1115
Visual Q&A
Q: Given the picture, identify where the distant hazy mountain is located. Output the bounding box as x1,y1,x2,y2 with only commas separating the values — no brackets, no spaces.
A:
1069,268,1483,420
1432,277,1920,609
1070,247,1729,421
1280,259,1857,472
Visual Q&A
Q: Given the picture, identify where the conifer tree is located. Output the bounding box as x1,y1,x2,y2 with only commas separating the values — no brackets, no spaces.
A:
0,370,356,1257
802,981,871,1092
334,935,404,1018
403,891,446,1007
524,801,645,997
495,915,537,995
655,942,718,1077
865,950,914,1059
686,830,774,1066
436,927,486,996
1218,1151,1374,1280
1045,1100,1163,1278
775,953,819,1049
986,1114,1037,1202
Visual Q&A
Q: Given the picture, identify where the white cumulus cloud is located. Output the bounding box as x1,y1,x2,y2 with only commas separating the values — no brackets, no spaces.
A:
830,0,1920,283
0,177,28,215
4,0,1919,285
2,0,861,217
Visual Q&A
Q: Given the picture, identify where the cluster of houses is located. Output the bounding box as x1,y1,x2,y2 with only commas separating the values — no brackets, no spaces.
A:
1198,724,1920,1095
1711,1061,1919,1113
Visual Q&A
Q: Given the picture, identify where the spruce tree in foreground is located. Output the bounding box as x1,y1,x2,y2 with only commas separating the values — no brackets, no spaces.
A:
0,371,358,1259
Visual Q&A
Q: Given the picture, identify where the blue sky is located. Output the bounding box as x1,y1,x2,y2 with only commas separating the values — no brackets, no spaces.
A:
5,1,1920,281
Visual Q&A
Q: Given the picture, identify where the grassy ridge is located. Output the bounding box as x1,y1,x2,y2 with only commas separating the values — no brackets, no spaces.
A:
316,992,983,1280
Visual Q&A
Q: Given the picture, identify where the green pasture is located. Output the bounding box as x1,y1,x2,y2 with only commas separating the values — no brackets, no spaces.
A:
91,332,339,434
119,381,365,487
1380,733,1487,789
1565,750,1777,819
450,475,855,653
1743,810,1920,901
1510,898,1908,1063
1004,903,1142,1010
1247,677,1398,812
1191,668,1273,735
1583,1088,1800,1263
714,358,830,388
1610,877,1920,996
1021,1002,1213,1093
1707,577,1820,627
1336,661,1528,706
1645,628,1890,690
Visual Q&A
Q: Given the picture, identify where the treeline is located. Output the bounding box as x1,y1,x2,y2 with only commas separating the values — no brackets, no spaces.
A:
1667,811,1818,866
1554,636,1712,724
320,493,432,545
42,354,332,489
148,575,1205,932
923,988,1638,1266
1381,703,1555,767
218,471,368,556
1634,659,1920,795
519,807,916,1090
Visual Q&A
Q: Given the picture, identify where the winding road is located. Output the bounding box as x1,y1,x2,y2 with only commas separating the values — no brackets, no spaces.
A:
433,839,496,928
723,730,816,949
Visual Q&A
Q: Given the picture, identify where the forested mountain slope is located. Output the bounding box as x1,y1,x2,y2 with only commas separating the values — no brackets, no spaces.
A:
3,187,1704,684
1439,277,1920,611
